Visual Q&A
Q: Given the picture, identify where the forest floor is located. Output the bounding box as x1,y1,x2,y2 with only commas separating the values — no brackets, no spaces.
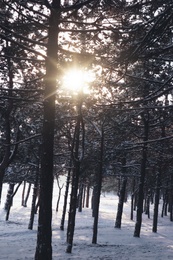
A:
0,182,173,260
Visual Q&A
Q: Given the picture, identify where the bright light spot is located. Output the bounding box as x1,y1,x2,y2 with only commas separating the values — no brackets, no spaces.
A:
62,69,95,94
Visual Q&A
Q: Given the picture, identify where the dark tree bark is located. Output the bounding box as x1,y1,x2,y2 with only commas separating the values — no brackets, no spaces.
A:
55,176,64,213
92,185,97,217
115,176,127,228
66,94,84,253
134,192,138,211
66,161,80,253
60,164,71,231
92,127,104,244
82,184,86,208
23,182,32,207
86,182,90,208
4,183,15,211
161,189,168,217
21,181,26,206
35,2,60,259
28,165,39,230
130,178,136,221
78,182,84,212
164,190,168,216
169,174,173,222
134,113,149,237
6,182,22,221
144,191,150,219
0,171,5,204
35,191,40,215
152,170,161,232
115,156,127,229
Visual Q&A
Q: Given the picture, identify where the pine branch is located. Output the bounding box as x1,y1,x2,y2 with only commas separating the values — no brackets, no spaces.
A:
3,133,41,147
0,33,46,59
0,54,45,63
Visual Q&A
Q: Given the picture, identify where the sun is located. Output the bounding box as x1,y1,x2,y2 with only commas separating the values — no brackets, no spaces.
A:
62,68,95,94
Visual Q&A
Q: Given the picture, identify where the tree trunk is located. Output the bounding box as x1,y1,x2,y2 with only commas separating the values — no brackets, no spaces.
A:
4,183,15,211
86,182,90,208
130,178,136,221
6,182,22,221
161,189,168,217
134,192,138,211
92,186,97,217
144,192,150,219
66,161,80,253
21,181,26,206
35,2,60,259
28,165,39,230
153,171,161,232
56,177,64,213
115,156,127,228
134,114,149,237
161,194,165,218
60,165,71,231
92,128,104,244
35,192,40,214
168,173,173,221
23,182,32,207
115,176,127,228
78,182,84,212
82,185,86,208
131,193,134,221
0,169,5,204
66,85,84,253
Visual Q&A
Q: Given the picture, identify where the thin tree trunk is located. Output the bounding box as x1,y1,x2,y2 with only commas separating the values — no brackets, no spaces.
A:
161,193,165,218
169,179,173,222
92,184,97,217
130,178,136,221
28,165,39,230
6,182,22,221
66,161,80,253
60,165,71,231
0,169,5,204
115,156,127,228
153,171,161,232
82,185,86,208
86,182,90,208
164,194,168,216
56,177,64,213
131,193,134,221
4,183,15,211
23,183,32,207
66,94,84,253
92,128,104,244
144,192,150,219
21,181,26,206
78,182,84,212
134,114,149,238
134,192,138,211
35,191,40,214
115,176,127,228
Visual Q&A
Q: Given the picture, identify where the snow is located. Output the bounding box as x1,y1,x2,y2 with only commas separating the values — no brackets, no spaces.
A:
0,182,173,260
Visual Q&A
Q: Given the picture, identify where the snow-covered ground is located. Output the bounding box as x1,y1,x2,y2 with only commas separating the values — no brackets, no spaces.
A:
0,182,173,260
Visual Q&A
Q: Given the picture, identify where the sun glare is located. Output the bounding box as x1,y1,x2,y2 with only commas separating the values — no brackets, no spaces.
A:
62,69,95,94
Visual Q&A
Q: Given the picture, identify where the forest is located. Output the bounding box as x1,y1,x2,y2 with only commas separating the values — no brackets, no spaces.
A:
1,0,173,259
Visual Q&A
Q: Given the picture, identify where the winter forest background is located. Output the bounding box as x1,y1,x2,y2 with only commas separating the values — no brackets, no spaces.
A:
1,1,173,259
